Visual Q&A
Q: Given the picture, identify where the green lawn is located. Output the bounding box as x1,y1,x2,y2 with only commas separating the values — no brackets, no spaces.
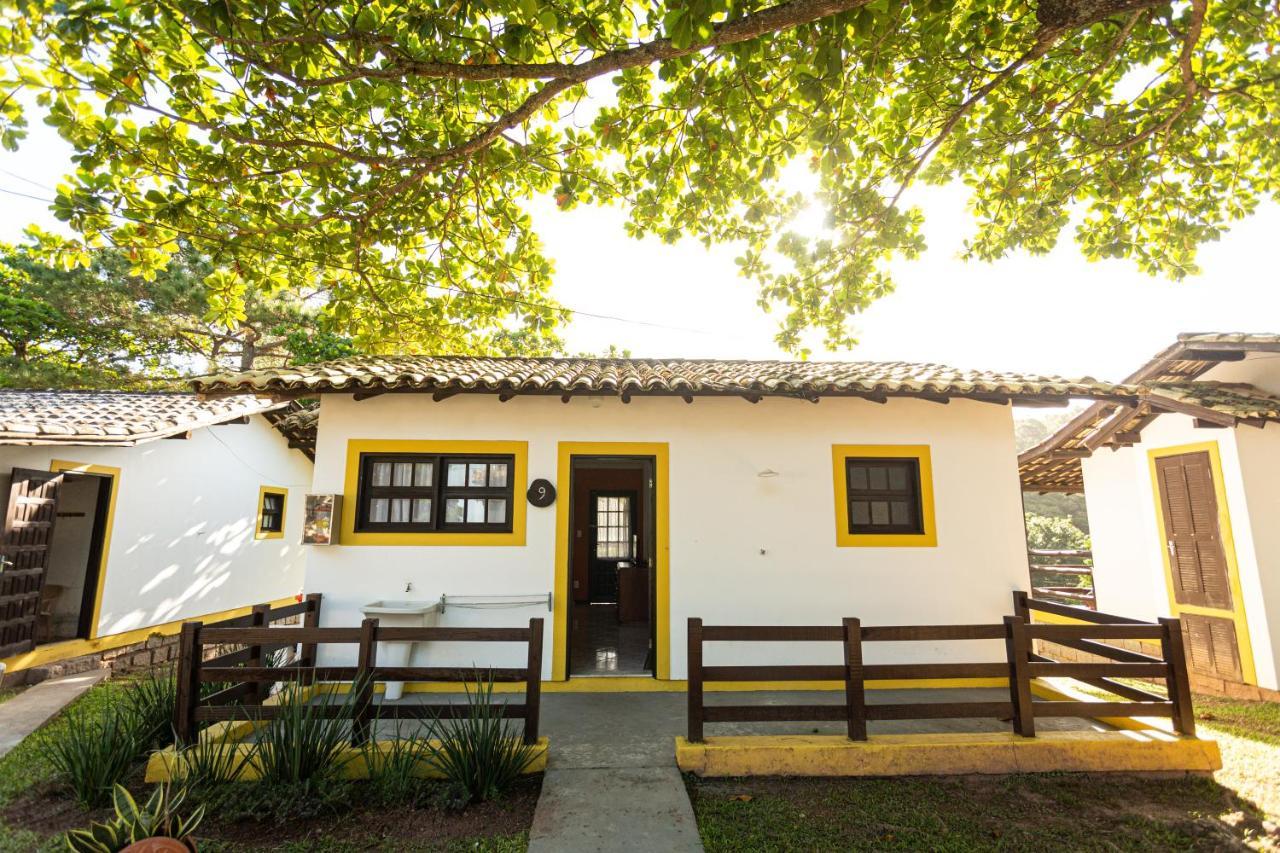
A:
688,695,1280,851
0,676,537,851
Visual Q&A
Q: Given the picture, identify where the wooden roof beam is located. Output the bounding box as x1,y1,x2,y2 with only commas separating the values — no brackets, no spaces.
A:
1182,349,1247,362
432,388,461,402
1082,405,1137,451
1145,394,1237,427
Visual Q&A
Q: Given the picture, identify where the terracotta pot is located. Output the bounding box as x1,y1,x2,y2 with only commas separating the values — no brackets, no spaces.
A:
120,838,194,853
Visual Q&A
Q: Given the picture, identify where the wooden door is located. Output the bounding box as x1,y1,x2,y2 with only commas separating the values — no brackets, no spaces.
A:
1180,613,1243,682
0,469,63,657
1154,452,1232,610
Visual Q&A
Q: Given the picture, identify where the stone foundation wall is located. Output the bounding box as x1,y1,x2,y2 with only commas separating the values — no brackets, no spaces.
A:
1,633,181,687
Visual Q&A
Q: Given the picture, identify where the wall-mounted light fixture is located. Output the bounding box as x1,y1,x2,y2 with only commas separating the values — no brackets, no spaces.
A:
757,469,779,478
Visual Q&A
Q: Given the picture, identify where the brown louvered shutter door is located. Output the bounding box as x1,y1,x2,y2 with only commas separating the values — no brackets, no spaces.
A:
1154,452,1233,610
1180,613,1243,681
0,469,63,657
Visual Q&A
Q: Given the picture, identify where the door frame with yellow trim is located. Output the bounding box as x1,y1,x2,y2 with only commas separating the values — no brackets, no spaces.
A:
49,460,121,642
552,442,670,681
1148,440,1256,684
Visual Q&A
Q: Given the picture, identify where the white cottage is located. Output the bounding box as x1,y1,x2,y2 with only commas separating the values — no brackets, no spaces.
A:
194,357,1135,687
1020,333,1280,698
0,391,314,681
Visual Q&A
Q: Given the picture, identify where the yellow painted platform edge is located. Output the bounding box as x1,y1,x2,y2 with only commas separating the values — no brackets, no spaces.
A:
146,736,549,783
674,731,1222,777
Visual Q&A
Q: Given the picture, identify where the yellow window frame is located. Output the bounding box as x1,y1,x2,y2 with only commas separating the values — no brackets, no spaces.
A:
255,485,288,540
340,439,528,546
832,445,937,547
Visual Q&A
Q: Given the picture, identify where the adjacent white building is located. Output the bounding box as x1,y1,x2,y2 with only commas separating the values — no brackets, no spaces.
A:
195,357,1133,686
1021,333,1280,695
0,391,313,678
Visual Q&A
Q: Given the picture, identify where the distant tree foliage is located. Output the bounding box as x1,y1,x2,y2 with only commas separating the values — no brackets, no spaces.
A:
1024,512,1090,551
0,245,360,388
2,0,1275,354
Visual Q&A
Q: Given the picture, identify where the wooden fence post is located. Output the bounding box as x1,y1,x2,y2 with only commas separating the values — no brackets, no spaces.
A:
1011,590,1030,622
1003,615,1036,737
842,617,867,741
246,603,270,705
1159,617,1196,736
174,622,202,745
524,617,544,745
300,593,322,685
687,618,704,743
352,617,378,746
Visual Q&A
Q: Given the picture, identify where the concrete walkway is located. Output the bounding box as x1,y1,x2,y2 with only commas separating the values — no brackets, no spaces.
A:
527,692,704,852
0,669,108,758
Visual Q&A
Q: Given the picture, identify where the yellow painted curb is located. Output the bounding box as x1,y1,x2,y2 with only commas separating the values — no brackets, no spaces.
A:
146,736,549,783
675,731,1221,777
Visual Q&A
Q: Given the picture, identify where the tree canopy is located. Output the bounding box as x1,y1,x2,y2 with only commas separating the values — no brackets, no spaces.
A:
0,244,358,387
2,0,1275,353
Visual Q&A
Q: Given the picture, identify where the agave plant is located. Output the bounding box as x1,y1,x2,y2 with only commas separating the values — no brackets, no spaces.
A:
425,672,540,804
122,667,178,750
47,705,147,809
64,784,204,852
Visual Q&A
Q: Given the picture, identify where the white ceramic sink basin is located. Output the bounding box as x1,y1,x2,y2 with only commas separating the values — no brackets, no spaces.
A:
362,600,440,700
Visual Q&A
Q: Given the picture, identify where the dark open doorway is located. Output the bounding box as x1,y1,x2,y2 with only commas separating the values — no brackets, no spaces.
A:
568,456,656,676
42,471,112,643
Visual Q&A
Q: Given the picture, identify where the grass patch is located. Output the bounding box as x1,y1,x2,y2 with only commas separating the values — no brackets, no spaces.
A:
688,773,1272,851
1195,695,1280,746
0,687,24,706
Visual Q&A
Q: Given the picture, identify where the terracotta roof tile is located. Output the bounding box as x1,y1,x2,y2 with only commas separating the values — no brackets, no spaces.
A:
0,390,286,446
191,356,1134,402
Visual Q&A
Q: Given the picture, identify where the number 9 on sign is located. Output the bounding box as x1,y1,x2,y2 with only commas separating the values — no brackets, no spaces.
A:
527,478,556,507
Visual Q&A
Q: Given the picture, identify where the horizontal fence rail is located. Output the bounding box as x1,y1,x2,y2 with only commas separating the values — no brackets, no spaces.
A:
173,595,543,747
686,591,1196,743
1028,548,1096,609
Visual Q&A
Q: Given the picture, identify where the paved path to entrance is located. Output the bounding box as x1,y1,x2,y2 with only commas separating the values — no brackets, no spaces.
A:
528,692,703,852
0,670,108,758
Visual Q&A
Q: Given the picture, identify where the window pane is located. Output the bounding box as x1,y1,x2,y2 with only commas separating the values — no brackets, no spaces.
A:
414,462,434,486
393,462,414,487
890,501,910,526
390,498,411,523
263,494,282,513
487,499,506,525
447,463,467,487
467,498,486,523
888,466,908,492
445,498,465,523
851,501,871,526
412,498,432,524
468,463,488,487
489,463,508,487
870,501,890,525
371,462,392,487
369,498,389,523
261,513,278,531
849,466,868,491
868,466,888,491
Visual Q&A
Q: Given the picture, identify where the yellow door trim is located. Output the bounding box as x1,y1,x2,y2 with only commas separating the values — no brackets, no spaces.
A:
48,460,122,642
1147,440,1256,684
553,442,670,681
0,594,299,673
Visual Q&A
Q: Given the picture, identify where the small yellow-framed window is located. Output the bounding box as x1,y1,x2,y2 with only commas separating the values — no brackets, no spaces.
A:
832,445,936,547
341,440,528,546
256,486,288,540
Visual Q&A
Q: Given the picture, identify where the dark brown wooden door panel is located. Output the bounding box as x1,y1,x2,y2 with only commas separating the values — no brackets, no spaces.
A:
1155,452,1233,610
0,469,63,657
1181,613,1243,682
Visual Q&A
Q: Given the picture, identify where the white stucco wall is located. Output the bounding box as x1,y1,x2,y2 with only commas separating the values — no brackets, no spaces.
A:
305,393,1031,679
1081,411,1279,689
0,416,312,641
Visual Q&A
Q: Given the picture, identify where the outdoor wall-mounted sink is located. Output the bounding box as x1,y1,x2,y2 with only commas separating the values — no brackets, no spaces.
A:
361,600,440,700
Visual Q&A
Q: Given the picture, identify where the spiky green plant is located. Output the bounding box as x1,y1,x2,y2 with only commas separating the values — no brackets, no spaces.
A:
64,783,204,852
253,681,361,786
176,725,259,788
362,722,436,807
425,673,539,804
47,706,146,809
123,667,178,750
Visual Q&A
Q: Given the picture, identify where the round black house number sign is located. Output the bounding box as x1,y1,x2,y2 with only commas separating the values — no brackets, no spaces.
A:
527,479,556,507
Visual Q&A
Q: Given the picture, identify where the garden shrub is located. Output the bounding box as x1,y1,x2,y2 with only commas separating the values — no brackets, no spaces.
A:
47,705,146,809
425,674,539,804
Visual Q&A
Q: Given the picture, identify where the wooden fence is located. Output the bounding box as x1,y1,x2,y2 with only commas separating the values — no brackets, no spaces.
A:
173,597,543,747
1028,548,1096,609
686,592,1194,743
